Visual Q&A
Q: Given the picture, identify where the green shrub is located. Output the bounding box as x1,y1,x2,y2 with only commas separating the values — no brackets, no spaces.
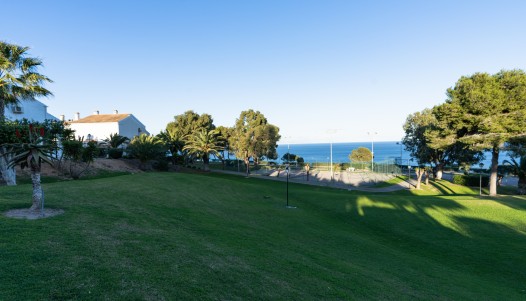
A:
108,148,123,159
97,147,108,158
452,174,489,187
153,159,170,171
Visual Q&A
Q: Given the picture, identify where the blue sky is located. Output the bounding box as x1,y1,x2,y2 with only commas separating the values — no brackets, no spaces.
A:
3,0,526,143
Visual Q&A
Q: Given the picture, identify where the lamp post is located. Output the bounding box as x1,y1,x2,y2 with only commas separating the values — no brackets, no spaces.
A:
479,163,484,196
326,130,339,181
286,163,290,207
368,132,377,171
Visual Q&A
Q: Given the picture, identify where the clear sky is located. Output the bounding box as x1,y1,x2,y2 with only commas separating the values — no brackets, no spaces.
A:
3,0,526,143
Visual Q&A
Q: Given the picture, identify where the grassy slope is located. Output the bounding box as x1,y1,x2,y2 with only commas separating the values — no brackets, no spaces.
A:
1,172,525,300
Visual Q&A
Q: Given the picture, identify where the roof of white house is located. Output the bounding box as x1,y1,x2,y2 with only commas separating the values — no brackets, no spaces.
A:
69,113,132,123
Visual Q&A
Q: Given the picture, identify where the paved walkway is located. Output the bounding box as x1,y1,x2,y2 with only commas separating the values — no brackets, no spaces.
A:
213,169,414,192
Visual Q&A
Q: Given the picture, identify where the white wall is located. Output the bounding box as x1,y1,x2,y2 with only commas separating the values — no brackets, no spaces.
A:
5,99,58,122
69,122,120,141
118,115,150,139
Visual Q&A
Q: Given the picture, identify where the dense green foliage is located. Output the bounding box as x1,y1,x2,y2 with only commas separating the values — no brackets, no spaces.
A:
402,109,482,179
229,109,280,175
434,70,526,195
1,172,525,299
349,147,372,163
127,134,166,168
452,174,489,187
104,133,129,149
0,41,52,119
281,152,303,163
182,129,223,171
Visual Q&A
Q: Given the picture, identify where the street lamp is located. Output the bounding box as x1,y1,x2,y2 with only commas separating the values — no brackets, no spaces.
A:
326,130,339,181
479,163,484,196
368,132,378,171
286,163,290,207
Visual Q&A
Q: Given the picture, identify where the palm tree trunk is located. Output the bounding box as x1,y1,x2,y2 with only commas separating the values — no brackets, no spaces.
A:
29,163,43,211
203,154,210,172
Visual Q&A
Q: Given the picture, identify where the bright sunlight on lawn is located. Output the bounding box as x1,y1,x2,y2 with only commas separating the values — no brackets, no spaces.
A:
1,172,525,300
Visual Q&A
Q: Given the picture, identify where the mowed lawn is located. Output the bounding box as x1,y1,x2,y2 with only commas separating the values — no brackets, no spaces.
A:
1,172,526,300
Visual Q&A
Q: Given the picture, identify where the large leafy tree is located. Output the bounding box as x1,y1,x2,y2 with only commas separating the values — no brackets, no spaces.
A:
403,108,482,181
229,110,280,176
0,42,53,184
183,129,223,171
435,70,526,196
165,111,215,163
504,138,526,194
349,147,372,170
215,125,232,161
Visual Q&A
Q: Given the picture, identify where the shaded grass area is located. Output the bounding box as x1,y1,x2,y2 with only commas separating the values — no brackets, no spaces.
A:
1,172,526,300
370,175,407,188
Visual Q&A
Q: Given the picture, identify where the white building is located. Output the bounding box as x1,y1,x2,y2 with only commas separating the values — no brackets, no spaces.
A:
67,110,149,141
4,99,58,122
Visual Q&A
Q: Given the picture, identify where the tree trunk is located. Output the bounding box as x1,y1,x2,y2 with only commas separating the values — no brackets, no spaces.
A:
0,146,17,186
244,157,250,176
435,162,444,180
425,169,429,185
0,99,5,122
29,164,43,211
518,174,526,195
518,156,526,195
415,168,424,189
489,146,499,196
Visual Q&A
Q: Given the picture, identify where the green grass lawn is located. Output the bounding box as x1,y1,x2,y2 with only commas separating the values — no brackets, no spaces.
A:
1,172,526,300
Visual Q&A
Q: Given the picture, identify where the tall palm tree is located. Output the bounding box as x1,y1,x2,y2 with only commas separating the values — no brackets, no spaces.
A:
0,42,52,185
0,41,53,120
183,129,223,171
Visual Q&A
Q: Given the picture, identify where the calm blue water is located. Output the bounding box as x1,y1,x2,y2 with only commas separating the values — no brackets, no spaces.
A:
276,141,510,167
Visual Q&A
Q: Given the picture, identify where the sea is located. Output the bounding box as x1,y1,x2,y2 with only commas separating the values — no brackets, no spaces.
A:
276,141,511,167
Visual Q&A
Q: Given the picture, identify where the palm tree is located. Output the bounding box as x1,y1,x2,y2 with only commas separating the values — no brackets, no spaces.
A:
0,41,53,120
183,129,223,171
9,124,55,211
104,133,129,148
0,41,52,185
157,129,184,164
128,134,166,169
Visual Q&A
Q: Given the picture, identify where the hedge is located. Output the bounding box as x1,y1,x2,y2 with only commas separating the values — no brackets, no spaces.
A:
452,174,489,187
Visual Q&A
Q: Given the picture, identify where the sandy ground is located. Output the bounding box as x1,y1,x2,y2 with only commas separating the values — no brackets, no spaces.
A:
4,208,65,220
